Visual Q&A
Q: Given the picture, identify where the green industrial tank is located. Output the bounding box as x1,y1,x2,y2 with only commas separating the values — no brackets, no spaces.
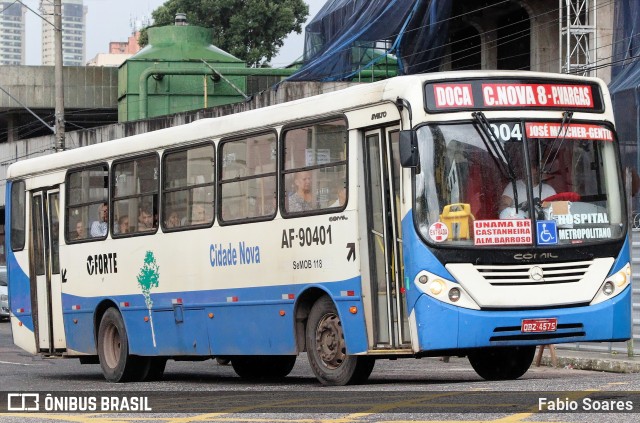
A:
118,14,247,122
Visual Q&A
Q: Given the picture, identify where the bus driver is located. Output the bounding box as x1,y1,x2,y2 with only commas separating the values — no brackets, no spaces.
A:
499,163,555,218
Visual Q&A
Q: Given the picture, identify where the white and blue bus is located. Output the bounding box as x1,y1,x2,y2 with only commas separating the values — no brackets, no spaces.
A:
5,71,631,385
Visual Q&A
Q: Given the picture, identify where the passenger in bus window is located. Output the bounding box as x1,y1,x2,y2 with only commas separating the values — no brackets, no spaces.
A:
137,207,154,231
288,171,317,212
90,203,108,237
164,210,180,228
118,215,130,234
70,220,85,240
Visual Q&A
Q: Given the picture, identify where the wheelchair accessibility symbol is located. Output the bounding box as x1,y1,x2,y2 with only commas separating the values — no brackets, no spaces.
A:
536,221,558,245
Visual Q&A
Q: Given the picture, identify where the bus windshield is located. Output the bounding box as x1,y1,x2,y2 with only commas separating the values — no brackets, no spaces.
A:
414,120,625,247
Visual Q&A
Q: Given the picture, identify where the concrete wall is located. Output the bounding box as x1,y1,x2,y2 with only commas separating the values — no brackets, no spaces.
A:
0,66,117,109
595,1,615,84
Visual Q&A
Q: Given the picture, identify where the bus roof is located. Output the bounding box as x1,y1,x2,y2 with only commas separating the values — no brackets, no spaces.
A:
7,71,610,180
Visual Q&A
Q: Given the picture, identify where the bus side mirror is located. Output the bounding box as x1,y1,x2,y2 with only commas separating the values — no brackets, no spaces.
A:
399,130,419,168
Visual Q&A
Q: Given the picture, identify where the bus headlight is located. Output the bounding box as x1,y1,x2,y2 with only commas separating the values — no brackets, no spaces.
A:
611,270,627,287
429,279,444,295
414,270,479,310
602,281,615,296
448,288,461,302
591,262,630,305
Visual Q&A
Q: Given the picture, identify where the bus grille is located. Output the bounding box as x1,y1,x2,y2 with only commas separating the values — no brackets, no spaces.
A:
490,323,585,342
474,260,594,286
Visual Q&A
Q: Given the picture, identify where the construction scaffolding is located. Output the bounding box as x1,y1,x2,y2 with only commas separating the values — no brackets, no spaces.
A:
560,0,597,76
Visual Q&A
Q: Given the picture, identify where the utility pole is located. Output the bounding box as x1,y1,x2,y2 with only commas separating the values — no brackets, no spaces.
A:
54,0,65,151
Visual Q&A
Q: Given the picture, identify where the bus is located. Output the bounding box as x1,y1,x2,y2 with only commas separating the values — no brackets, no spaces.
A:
5,71,631,385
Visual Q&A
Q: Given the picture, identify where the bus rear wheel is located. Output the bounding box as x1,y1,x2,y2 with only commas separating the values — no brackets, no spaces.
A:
231,355,296,380
467,346,535,381
306,296,375,386
97,307,149,382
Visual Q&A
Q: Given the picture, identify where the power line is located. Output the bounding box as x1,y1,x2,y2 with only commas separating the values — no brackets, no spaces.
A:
293,0,617,81
0,0,19,14
0,1,629,148
15,0,58,30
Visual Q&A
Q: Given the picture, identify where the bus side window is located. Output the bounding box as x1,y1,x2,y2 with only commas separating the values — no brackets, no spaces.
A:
282,118,348,216
219,132,277,224
10,180,26,250
66,165,108,242
112,154,159,236
162,142,215,230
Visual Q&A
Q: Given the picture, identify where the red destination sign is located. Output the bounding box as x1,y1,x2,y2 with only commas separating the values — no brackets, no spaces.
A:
481,83,593,108
525,123,613,141
425,80,601,112
433,84,474,108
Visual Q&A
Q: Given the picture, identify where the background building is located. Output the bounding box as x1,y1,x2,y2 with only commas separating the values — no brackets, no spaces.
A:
40,0,87,66
87,31,141,67
0,1,26,65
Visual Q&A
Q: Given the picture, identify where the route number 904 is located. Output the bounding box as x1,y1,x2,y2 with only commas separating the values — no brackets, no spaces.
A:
490,122,522,142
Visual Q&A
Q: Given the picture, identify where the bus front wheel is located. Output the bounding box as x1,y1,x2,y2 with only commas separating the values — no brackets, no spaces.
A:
467,346,535,380
306,296,375,386
97,307,150,382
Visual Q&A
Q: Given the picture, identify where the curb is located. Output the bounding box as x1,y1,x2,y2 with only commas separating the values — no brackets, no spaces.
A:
539,355,640,373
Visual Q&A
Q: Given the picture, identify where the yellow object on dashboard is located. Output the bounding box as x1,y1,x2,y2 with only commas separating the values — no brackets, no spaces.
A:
439,203,474,240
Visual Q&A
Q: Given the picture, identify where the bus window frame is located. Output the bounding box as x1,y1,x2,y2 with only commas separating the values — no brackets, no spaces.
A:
111,152,160,238
217,130,278,226
64,163,110,244
280,115,350,219
10,179,26,251
161,140,216,233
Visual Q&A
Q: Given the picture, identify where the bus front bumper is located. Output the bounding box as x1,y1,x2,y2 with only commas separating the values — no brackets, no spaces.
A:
411,286,631,352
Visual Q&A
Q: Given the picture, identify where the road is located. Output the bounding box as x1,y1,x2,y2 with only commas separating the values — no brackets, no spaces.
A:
1,320,640,422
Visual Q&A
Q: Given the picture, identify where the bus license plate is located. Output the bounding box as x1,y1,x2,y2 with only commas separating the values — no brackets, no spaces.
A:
521,318,557,333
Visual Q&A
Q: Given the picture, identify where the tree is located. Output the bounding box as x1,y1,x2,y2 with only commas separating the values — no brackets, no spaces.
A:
142,0,309,67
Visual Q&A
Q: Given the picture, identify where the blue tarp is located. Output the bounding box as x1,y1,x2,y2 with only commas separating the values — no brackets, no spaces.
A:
609,0,640,176
287,0,451,81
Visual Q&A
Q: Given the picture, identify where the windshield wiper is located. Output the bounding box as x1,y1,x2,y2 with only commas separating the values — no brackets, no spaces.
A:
538,111,573,206
472,111,520,211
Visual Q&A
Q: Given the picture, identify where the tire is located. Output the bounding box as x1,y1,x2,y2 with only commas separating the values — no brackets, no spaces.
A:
468,346,536,381
231,355,296,380
306,296,375,386
215,357,231,366
144,357,167,381
97,307,149,382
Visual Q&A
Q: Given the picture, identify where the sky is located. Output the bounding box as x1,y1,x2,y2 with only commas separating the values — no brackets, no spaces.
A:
24,0,326,67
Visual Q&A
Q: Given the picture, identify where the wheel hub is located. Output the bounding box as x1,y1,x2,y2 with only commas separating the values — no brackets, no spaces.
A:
104,324,121,369
315,313,345,369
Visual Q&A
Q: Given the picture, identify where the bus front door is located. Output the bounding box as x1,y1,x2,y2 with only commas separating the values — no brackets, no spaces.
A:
364,128,411,350
30,188,65,355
